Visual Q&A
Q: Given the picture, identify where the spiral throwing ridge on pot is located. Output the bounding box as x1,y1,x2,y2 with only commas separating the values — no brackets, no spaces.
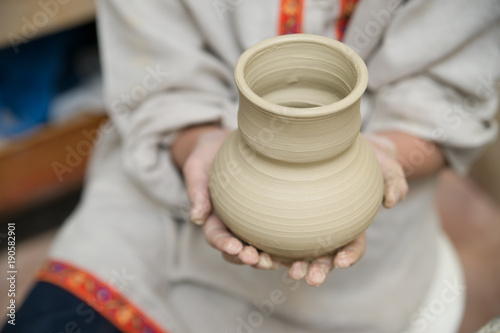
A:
210,34,383,262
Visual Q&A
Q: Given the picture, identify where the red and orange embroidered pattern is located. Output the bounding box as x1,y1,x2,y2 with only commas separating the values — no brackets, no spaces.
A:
336,0,359,41
36,4,360,332
279,0,305,35
37,260,166,333
279,0,359,40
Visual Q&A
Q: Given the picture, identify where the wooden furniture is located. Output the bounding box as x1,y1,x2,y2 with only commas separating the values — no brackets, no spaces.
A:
0,0,98,219
0,0,95,49
0,113,107,218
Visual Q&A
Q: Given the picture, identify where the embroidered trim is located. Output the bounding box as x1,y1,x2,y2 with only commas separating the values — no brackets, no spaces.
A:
37,260,166,333
336,0,359,41
278,0,359,40
279,0,305,35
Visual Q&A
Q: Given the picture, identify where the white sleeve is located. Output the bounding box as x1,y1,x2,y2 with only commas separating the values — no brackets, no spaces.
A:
96,0,237,206
363,0,500,175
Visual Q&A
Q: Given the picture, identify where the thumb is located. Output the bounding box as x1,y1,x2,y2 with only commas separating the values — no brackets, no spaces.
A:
183,155,212,225
365,134,408,208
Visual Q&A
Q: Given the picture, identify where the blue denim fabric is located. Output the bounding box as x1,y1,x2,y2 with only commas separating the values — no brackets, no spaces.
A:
1,282,121,333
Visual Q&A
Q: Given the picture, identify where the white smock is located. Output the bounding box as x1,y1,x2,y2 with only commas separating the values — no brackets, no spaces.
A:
48,1,500,332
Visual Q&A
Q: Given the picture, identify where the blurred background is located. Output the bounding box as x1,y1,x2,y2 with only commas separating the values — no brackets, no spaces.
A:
0,1,499,332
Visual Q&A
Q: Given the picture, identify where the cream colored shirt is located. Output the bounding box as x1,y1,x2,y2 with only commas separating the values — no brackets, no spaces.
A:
49,1,500,332
97,0,499,208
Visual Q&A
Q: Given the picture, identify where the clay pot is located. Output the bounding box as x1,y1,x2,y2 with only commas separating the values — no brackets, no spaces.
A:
209,34,383,262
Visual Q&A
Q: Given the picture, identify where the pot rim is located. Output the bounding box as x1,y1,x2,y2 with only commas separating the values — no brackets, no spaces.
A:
235,34,368,118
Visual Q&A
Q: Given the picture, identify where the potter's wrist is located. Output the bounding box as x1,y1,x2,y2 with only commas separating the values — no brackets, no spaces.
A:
373,131,445,180
364,133,399,160
171,123,222,169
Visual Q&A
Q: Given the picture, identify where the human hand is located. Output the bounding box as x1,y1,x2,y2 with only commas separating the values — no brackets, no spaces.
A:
364,133,409,208
180,129,408,286
182,128,280,270
287,134,409,286
183,129,357,280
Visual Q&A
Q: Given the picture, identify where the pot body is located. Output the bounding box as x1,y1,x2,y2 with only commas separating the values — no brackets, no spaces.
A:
209,34,383,262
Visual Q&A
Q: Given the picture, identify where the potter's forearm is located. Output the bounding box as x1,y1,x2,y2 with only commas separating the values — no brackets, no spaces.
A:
171,123,221,168
380,131,445,180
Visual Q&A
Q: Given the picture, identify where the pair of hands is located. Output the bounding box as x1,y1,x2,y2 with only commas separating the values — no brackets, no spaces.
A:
179,128,408,287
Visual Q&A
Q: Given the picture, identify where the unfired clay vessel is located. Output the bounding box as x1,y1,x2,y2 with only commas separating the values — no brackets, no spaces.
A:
209,34,384,262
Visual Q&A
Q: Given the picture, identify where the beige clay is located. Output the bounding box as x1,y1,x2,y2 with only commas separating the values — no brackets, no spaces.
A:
209,34,384,262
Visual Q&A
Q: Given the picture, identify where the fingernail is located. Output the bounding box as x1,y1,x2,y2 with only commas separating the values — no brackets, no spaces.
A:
259,254,273,269
335,251,350,269
335,259,350,269
241,247,260,265
289,263,305,280
190,193,207,222
384,192,396,208
308,269,326,286
190,210,204,225
226,239,241,255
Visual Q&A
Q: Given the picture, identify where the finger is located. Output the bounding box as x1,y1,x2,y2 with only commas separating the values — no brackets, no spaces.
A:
183,155,211,225
367,135,409,209
203,215,242,255
383,163,408,208
305,256,334,287
222,252,244,265
225,249,277,270
237,246,260,266
334,233,366,269
254,252,274,270
288,261,309,280
184,130,231,225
